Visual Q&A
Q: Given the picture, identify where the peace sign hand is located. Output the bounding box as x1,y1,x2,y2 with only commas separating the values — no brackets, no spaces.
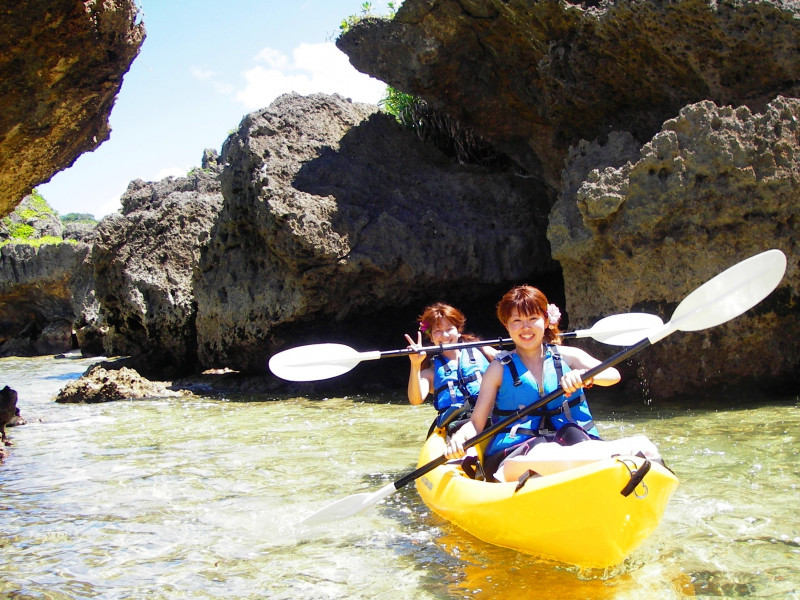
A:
404,331,427,367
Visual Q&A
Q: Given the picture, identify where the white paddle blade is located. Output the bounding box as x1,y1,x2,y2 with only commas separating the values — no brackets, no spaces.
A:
578,312,664,346
268,343,366,381
300,483,397,525
664,249,786,338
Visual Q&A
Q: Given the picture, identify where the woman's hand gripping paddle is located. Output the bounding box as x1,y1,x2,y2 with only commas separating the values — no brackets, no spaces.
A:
298,249,787,525
269,312,664,382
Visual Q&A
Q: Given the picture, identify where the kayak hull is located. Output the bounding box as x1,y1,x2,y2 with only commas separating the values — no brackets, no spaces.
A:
415,431,679,568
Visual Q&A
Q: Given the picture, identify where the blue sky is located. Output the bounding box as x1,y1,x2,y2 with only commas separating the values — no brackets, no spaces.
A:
38,0,395,218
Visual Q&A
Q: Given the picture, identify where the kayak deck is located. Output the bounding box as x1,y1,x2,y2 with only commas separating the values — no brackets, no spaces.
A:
415,431,679,568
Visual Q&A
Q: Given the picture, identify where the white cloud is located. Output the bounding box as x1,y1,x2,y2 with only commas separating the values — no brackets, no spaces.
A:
212,81,235,95
253,47,290,70
190,65,215,80
97,197,123,218
235,42,387,111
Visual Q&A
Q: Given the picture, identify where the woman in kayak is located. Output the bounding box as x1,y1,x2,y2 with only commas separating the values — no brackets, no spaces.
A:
444,285,621,480
404,302,498,433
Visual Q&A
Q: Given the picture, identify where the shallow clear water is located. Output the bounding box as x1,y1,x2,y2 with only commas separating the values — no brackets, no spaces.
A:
1,355,798,599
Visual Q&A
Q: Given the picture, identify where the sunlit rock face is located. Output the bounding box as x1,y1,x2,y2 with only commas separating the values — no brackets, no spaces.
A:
335,0,800,399
338,0,800,191
0,0,144,217
91,156,224,379
0,242,90,356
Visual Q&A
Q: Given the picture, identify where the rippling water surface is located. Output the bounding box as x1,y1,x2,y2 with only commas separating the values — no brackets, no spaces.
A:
1,355,798,599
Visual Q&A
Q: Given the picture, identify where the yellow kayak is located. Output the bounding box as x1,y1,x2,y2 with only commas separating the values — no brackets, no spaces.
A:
415,430,679,569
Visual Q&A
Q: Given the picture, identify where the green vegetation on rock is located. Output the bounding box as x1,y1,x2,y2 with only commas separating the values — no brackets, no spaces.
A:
0,188,67,247
62,212,98,224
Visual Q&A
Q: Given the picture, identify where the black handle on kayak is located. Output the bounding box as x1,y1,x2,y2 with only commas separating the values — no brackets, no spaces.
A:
620,458,652,497
392,339,651,490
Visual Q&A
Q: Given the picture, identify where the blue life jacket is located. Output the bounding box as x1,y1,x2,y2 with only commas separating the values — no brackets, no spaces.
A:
432,347,489,426
486,345,598,456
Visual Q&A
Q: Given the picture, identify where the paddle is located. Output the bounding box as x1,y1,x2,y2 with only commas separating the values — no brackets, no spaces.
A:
299,249,787,525
269,312,664,382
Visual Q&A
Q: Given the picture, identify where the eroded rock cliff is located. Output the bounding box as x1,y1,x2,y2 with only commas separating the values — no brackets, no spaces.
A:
0,0,144,217
193,93,555,379
334,0,800,398
338,0,800,190
0,242,90,356
91,153,223,378
551,97,800,397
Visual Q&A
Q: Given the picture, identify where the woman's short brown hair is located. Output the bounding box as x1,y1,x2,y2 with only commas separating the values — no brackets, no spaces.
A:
496,285,561,344
418,302,467,341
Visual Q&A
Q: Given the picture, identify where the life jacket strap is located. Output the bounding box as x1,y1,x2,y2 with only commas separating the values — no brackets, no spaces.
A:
550,344,594,431
498,353,522,387
434,354,452,376
434,371,482,397
492,396,586,418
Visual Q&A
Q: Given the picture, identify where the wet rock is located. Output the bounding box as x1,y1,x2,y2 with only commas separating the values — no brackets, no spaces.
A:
54,364,192,404
0,385,18,445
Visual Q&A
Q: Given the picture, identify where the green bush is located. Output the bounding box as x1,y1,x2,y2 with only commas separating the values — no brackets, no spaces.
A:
8,222,35,239
339,1,399,34
61,212,98,224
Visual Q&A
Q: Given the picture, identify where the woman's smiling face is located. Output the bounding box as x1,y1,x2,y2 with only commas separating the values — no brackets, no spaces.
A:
505,308,546,348
430,317,459,345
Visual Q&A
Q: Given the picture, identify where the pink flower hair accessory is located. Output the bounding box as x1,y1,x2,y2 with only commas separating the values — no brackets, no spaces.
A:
418,321,430,333
546,303,561,328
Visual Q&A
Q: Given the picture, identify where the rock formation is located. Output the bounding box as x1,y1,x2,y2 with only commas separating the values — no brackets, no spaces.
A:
54,363,191,403
333,0,800,399
0,192,102,357
91,152,224,378
0,242,91,356
0,194,63,241
551,97,800,397
11,0,799,401
0,385,18,445
193,93,555,381
0,0,145,217
338,0,800,190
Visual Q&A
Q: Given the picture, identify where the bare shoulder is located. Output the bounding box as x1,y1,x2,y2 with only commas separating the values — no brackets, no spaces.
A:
484,358,505,380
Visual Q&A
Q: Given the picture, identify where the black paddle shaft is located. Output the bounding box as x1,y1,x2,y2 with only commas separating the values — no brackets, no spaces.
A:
392,338,652,490
379,338,514,359
379,331,589,361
